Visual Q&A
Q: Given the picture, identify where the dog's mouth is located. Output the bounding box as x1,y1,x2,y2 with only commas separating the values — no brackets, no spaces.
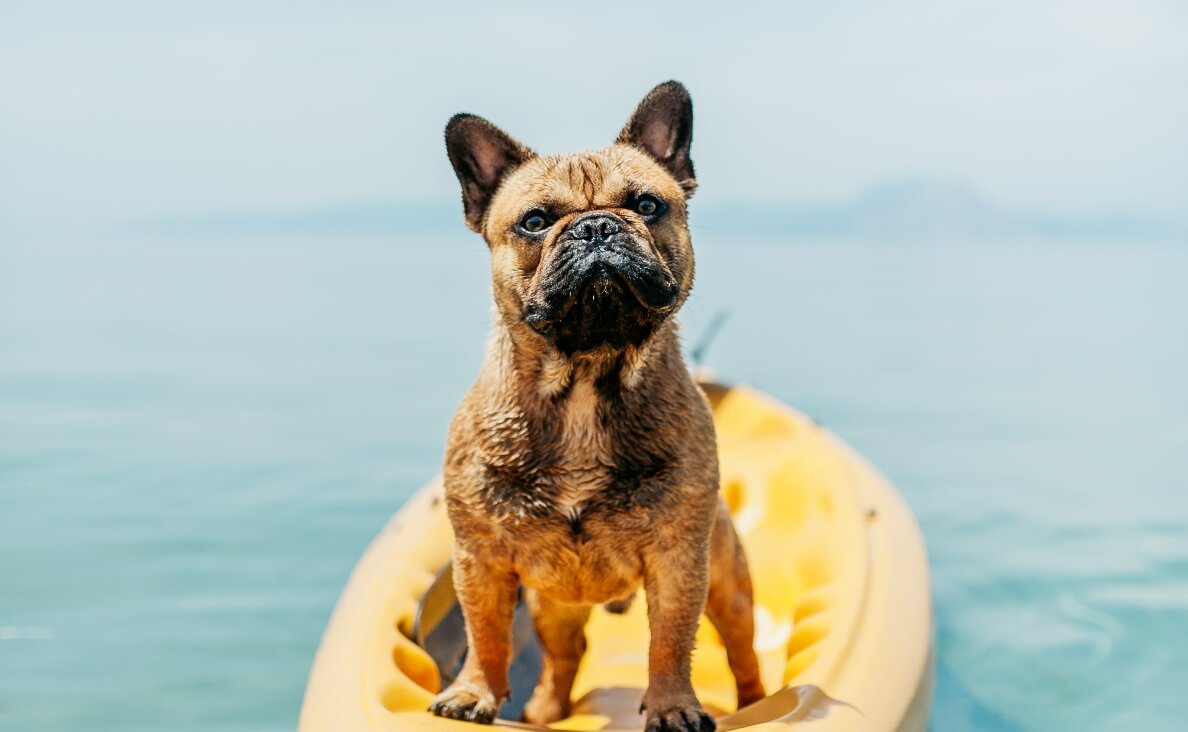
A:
523,248,680,352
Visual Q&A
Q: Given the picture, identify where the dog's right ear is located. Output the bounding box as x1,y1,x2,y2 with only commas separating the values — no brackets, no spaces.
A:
445,114,535,232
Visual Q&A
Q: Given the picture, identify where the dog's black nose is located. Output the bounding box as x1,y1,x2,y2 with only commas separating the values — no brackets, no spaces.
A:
568,214,622,246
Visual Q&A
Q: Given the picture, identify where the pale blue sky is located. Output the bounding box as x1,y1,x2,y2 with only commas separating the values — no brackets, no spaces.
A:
2,1,1185,228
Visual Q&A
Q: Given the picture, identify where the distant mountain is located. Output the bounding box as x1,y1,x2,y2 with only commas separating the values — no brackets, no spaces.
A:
846,180,1014,237
130,179,1186,241
694,180,1187,241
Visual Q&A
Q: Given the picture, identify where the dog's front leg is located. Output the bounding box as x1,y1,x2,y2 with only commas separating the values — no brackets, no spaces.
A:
428,545,517,724
641,540,717,732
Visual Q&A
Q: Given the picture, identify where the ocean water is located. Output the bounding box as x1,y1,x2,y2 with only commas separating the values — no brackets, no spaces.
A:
2,224,1186,731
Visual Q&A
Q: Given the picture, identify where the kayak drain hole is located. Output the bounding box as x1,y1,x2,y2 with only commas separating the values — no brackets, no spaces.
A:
392,644,441,694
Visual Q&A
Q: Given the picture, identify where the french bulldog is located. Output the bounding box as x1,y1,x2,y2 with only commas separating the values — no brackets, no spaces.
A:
428,81,764,732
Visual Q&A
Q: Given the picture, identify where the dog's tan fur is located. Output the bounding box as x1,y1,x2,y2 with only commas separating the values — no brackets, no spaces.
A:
428,82,764,732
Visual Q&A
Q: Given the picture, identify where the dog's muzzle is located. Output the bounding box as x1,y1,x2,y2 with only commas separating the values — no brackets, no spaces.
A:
521,219,680,352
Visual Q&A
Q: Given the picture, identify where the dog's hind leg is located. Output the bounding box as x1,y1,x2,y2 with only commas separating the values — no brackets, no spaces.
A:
521,590,591,725
705,500,766,709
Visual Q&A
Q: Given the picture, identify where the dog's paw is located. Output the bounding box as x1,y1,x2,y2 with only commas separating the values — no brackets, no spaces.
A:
428,683,499,724
521,686,568,725
642,699,716,732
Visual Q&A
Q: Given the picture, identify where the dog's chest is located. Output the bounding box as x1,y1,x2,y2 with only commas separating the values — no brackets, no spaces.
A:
550,380,612,518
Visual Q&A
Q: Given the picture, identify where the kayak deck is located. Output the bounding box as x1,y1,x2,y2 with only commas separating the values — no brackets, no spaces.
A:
299,384,933,731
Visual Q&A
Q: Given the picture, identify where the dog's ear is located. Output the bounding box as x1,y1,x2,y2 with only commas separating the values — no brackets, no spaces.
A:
617,81,696,197
445,114,535,232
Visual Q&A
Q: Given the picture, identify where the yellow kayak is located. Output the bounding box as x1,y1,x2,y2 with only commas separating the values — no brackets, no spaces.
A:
299,383,934,731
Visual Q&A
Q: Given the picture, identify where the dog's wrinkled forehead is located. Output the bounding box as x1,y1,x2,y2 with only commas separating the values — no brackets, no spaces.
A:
445,81,696,234
485,145,684,236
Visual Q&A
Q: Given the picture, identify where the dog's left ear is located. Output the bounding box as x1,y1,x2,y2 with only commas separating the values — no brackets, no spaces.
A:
617,81,696,197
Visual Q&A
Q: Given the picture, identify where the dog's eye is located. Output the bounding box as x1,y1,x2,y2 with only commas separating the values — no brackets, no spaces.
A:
634,194,663,217
519,210,549,234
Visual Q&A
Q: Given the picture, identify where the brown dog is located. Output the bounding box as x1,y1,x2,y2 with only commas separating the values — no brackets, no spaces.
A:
427,81,764,732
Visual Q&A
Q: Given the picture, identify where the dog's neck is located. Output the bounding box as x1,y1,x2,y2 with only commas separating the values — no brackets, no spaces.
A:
482,317,681,406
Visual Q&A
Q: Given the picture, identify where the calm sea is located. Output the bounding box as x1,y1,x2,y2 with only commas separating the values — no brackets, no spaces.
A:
2,223,1186,731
